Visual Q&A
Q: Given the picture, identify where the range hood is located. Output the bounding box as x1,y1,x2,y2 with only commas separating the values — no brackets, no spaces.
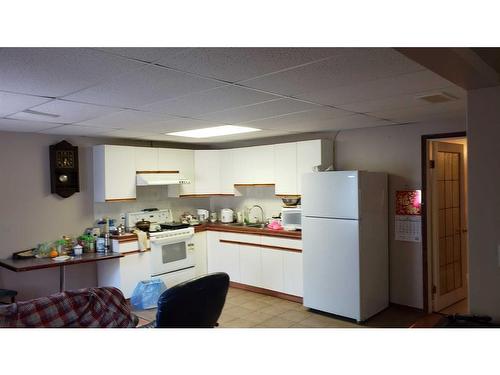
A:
136,172,191,186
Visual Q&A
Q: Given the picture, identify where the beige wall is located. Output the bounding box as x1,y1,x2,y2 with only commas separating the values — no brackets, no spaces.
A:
0,132,154,300
335,117,465,308
467,85,500,321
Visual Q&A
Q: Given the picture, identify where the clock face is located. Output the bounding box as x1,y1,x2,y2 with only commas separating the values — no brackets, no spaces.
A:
56,150,74,168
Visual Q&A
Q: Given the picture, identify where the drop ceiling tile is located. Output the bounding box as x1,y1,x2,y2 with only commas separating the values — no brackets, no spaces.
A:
294,70,458,106
336,86,464,113
9,99,121,123
369,100,466,123
76,109,177,130
0,91,51,117
155,48,339,82
243,110,382,132
0,118,59,132
0,48,144,97
39,125,114,136
241,48,424,96
140,85,279,117
99,129,161,139
198,98,327,124
64,65,223,108
96,47,190,63
158,117,222,133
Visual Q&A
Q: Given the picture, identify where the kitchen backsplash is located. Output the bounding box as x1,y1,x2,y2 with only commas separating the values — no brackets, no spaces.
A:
93,185,284,224
210,186,284,221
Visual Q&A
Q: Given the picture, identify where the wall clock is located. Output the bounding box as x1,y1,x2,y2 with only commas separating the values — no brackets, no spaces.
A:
50,140,80,198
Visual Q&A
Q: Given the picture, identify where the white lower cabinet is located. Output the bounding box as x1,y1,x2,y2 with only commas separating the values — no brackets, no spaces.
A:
261,248,284,293
239,245,261,287
207,232,240,282
193,231,208,277
205,231,303,297
283,251,303,297
97,251,151,299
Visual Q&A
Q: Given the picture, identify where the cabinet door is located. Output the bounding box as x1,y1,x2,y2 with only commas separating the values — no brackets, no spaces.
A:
134,147,158,171
159,148,195,196
283,251,303,297
239,244,261,287
194,150,221,194
207,233,240,282
297,140,322,195
119,252,151,298
250,145,275,183
102,145,136,201
220,149,235,194
232,147,254,184
261,249,284,292
193,232,208,277
274,142,297,195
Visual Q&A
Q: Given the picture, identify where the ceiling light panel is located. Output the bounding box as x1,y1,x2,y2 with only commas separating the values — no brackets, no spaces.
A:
63,65,224,109
167,125,260,138
0,48,144,97
154,48,339,82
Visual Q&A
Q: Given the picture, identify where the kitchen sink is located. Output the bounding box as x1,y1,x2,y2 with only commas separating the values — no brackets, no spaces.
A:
226,222,267,229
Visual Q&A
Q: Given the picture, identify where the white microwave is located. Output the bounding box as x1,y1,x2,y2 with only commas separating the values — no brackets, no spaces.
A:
281,207,302,230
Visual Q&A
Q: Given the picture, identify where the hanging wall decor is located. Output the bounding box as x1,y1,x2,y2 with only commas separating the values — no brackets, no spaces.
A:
49,140,80,198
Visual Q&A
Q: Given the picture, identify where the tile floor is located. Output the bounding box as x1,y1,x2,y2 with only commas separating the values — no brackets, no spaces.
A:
132,287,427,328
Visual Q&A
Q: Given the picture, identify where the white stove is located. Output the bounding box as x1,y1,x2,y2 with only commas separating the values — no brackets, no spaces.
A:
125,209,197,289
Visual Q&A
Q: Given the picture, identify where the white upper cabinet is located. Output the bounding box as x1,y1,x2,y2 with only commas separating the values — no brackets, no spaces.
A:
297,139,333,194
94,145,136,202
233,145,274,185
194,150,221,195
134,147,158,171
219,149,235,195
159,148,195,196
274,142,298,195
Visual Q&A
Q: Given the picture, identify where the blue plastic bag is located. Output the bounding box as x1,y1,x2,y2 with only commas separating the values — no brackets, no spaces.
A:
130,279,167,310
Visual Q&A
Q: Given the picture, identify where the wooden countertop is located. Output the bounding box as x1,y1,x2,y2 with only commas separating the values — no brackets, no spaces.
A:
112,223,302,241
194,223,302,239
0,252,123,272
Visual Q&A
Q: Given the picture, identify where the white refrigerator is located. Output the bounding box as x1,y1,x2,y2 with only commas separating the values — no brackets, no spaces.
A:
301,170,388,322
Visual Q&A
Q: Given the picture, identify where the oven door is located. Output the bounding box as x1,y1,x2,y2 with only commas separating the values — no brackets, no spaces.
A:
150,237,195,277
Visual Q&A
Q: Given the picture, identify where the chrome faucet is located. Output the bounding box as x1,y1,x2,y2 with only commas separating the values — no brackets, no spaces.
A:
248,205,265,224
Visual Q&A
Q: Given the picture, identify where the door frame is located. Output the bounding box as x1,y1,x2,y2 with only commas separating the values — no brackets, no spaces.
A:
421,131,466,313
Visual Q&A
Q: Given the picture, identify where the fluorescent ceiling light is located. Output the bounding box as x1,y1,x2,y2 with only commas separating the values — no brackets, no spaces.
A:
166,125,261,139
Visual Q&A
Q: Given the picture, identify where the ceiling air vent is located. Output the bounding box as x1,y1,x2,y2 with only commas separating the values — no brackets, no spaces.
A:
416,92,457,104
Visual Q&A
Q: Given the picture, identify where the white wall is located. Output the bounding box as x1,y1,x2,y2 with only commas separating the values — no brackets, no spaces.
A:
335,117,465,308
467,85,500,321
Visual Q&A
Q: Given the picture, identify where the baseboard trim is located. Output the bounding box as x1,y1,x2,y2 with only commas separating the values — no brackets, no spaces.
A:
229,281,303,303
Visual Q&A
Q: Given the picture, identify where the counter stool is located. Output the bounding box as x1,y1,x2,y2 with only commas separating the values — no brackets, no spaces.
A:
0,289,17,304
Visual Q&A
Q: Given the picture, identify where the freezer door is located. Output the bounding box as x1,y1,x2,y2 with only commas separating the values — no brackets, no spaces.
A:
302,216,360,320
301,171,359,219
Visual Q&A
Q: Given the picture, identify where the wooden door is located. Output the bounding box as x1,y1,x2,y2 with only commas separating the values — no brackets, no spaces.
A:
431,141,467,311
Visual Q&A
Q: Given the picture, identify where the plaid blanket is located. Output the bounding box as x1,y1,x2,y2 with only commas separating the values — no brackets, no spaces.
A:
0,287,137,328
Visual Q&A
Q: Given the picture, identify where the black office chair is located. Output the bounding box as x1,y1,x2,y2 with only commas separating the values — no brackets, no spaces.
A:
154,272,229,328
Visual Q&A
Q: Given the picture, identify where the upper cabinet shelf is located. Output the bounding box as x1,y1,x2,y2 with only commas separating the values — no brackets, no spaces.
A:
93,139,333,202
